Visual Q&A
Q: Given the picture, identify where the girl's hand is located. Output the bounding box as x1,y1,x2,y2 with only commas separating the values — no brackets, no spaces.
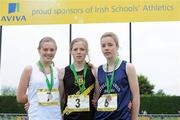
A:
128,101,132,110
24,102,29,112
91,98,97,108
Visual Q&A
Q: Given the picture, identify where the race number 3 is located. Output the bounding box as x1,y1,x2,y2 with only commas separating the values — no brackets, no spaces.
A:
75,98,80,108
97,94,117,111
67,95,90,111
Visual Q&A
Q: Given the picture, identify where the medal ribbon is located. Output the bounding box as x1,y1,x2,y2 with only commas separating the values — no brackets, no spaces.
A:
38,61,54,92
106,57,120,94
70,64,87,93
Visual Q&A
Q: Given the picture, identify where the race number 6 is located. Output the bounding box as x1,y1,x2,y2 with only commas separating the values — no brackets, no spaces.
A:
97,94,117,111
104,98,109,107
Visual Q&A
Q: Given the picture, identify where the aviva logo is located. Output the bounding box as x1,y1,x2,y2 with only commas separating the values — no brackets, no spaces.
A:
8,3,20,14
1,2,26,22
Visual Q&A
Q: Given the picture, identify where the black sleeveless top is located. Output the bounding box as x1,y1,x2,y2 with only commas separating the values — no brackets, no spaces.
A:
63,65,95,120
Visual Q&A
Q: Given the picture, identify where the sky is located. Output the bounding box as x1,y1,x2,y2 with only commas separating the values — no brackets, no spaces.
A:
0,22,180,96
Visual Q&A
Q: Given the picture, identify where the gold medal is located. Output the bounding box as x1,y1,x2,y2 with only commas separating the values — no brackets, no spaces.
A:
78,75,84,85
107,95,112,102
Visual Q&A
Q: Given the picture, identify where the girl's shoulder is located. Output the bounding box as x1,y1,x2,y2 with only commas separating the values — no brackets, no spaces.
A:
23,65,32,74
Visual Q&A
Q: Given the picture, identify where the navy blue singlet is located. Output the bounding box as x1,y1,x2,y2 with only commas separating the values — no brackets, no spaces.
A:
95,61,132,120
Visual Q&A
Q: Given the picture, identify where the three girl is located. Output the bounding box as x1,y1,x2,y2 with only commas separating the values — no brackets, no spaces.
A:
17,32,140,120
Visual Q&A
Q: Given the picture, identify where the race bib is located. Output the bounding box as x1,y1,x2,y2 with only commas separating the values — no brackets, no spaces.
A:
67,95,89,111
97,94,117,111
36,88,59,106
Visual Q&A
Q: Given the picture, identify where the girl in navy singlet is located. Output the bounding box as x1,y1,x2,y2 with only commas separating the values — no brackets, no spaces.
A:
95,32,140,120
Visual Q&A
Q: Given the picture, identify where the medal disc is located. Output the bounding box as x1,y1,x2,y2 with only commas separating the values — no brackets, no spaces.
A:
107,95,112,102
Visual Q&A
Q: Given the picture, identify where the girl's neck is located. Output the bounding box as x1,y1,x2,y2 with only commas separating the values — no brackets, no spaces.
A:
107,58,116,67
106,57,119,72
40,61,51,67
39,61,52,74
73,61,86,71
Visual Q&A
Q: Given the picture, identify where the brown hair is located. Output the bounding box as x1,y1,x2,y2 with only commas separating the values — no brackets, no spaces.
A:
38,36,57,50
100,32,119,48
70,37,92,68
70,37,88,51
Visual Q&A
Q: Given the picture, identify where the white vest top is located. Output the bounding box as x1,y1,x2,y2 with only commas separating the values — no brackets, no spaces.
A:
28,64,62,120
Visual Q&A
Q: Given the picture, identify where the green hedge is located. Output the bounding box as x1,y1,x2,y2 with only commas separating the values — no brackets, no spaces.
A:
140,95,180,114
0,95,180,114
0,96,25,113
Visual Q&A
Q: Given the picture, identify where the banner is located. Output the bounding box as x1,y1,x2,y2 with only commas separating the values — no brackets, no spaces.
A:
0,0,180,25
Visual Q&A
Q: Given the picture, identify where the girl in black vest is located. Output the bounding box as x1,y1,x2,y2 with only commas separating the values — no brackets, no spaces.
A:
59,38,99,120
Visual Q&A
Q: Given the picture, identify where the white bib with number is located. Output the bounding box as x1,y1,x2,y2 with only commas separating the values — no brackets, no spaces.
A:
97,94,117,111
36,88,59,106
67,95,89,111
